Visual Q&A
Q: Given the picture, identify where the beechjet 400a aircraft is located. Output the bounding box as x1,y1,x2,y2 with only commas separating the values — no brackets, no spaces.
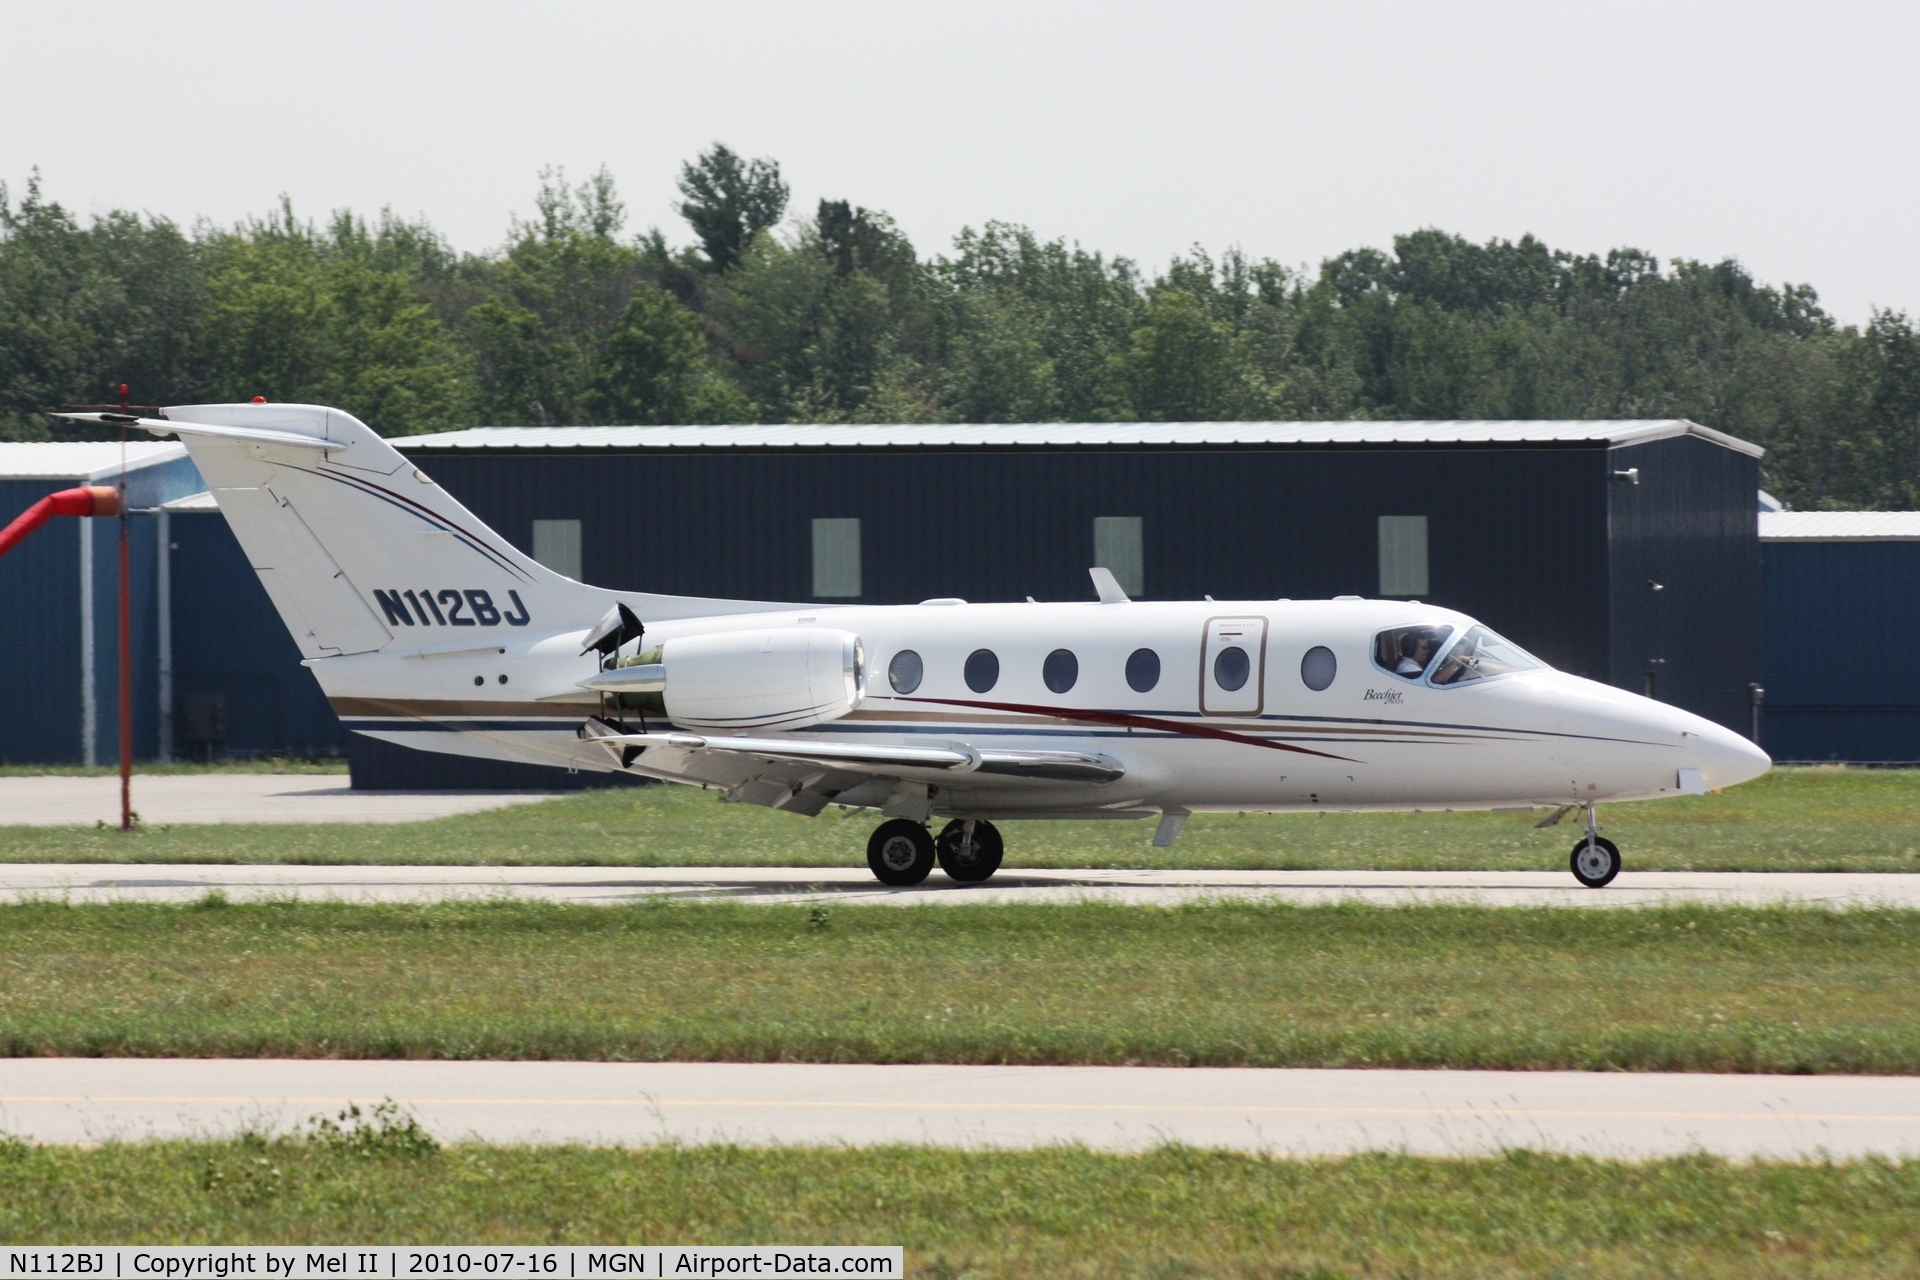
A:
61,402,1772,888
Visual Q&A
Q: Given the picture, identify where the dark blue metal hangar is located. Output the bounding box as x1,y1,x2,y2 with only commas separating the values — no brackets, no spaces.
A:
1760,510,1920,763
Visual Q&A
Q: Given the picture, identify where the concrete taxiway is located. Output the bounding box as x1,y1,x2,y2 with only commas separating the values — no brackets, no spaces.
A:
0,862,1915,908
4,1058,1917,1158
0,775,553,826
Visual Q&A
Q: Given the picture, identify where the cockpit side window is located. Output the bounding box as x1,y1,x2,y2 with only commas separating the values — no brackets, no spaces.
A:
1373,626,1454,681
1428,625,1543,686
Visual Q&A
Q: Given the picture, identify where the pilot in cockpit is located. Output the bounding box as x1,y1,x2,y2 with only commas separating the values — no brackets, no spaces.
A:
1395,631,1439,676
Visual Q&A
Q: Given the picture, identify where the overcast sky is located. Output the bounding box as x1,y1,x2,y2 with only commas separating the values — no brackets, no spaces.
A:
6,0,1915,323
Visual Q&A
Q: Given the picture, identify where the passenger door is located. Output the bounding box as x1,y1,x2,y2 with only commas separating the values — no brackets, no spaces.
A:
1200,615,1267,715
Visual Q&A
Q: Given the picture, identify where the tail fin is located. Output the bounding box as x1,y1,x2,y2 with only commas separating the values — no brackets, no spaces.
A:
159,403,780,660
163,403,602,658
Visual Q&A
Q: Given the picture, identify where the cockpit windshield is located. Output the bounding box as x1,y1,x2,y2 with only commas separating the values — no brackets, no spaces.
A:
1427,626,1542,686
1373,625,1454,681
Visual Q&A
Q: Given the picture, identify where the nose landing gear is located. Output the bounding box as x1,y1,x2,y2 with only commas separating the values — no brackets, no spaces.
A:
1570,803,1621,887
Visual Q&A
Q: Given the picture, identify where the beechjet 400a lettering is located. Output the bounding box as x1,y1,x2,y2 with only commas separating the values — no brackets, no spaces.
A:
61,403,1771,888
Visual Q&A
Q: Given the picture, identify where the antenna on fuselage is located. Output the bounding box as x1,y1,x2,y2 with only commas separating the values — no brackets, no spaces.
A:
1089,567,1130,604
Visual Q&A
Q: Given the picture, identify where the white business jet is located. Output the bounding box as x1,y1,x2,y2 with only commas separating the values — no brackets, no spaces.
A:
62,403,1770,888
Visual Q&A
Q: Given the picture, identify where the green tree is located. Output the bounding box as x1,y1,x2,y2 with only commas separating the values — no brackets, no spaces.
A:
1111,288,1246,420
587,282,753,424
936,223,1144,421
1816,312,1920,508
712,205,933,422
195,202,465,435
677,144,788,275
0,174,206,438
461,168,647,425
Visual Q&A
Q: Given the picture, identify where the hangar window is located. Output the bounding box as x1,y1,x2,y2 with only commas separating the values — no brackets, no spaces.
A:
1300,646,1337,691
1126,647,1161,693
1043,649,1079,694
1428,626,1542,687
888,649,923,694
1093,516,1144,596
531,519,582,580
1373,625,1454,681
1378,515,1429,597
812,518,862,598
965,649,1000,694
1213,645,1251,692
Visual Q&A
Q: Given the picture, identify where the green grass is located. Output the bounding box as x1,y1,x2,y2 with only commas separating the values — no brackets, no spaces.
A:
4,1139,1917,1277
3,765,1918,872
4,898,1918,1072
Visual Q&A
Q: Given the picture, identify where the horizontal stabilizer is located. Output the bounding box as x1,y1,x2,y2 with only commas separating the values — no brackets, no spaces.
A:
52,412,332,452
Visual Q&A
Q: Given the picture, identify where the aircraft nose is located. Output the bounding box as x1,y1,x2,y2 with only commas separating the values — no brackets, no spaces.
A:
1683,720,1772,790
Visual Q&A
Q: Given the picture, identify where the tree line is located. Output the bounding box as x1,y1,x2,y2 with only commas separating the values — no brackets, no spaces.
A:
3,145,1916,510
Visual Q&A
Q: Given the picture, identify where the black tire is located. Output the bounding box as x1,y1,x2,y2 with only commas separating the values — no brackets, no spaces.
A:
867,819,935,886
936,819,1005,883
1570,835,1622,888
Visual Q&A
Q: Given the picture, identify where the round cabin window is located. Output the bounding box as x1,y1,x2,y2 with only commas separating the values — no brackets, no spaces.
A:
1213,645,1250,692
1043,649,1078,694
888,649,923,694
1301,646,1337,691
964,649,1000,693
1126,648,1161,693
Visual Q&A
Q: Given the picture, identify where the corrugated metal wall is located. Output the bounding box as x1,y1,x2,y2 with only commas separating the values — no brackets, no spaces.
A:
167,512,346,761
0,478,84,764
0,455,203,765
1606,435,1763,732
0,451,347,766
1762,540,1920,762
87,514,162,761
404,442,1617,682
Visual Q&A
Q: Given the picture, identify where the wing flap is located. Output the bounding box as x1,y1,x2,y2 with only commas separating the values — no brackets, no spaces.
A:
586,726,976,772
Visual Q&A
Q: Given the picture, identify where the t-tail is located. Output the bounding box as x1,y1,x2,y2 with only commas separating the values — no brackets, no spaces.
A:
54,402,787,660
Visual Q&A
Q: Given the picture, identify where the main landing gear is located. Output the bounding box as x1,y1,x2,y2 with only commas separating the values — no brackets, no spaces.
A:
1570,803,1621,888
936,819,1004,882
865,818,1004,887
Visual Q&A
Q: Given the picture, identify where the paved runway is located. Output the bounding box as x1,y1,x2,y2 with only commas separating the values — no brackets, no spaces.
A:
0,862,1915,908
0,775,555,826
5,1058,1916,1158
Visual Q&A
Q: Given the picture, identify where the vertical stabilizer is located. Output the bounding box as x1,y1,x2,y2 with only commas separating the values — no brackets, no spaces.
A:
162,403,608,659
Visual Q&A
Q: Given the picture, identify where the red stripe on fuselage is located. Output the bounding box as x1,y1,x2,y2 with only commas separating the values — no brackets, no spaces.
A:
910,697,1357,762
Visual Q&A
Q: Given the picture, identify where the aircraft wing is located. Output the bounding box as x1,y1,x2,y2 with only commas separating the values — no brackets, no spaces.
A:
603,730,975,772
587,727,1124,783
575,721,1124,819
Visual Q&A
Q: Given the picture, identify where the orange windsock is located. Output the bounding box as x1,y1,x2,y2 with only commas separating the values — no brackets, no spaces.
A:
0,485,121,559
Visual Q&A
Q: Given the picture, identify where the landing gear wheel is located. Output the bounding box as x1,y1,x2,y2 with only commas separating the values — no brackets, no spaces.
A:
867,819,935,886
1570,835,1622,888
936,820,1004,883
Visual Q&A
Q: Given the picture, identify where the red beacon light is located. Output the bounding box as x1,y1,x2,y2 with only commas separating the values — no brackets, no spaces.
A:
251,395,267,404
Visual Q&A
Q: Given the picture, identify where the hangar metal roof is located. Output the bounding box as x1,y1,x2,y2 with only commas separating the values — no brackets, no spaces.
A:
399,419,1763,456
1760,511,1920,541
0,441,189,480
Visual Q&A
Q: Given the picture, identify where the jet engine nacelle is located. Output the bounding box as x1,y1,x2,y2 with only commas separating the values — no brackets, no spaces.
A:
586,628,866,730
